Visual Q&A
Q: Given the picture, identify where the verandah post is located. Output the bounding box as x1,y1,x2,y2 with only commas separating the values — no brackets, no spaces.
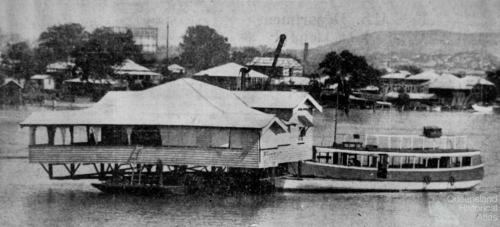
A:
69,126,74,145
47,126,56,145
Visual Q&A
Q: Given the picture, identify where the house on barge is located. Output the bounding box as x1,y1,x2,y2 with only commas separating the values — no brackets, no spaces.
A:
20,78,321,181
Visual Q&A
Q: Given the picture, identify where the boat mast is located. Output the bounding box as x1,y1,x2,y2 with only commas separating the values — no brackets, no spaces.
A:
333,87,339,146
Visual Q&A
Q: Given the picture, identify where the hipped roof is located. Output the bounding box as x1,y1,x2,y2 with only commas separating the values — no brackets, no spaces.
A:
31,74,53,80
381,71,411,79
460,76,495,87
21,78,286,130
113,59,162,76
232,91,323,112
168,64,185,70
248,57,303,68
194,62,268,78
406,71,440,81
428,73,468,90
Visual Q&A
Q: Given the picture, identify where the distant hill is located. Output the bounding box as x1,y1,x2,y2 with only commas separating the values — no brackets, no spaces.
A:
305,30,500,72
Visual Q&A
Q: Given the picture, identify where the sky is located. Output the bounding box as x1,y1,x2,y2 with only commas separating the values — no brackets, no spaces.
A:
1,0,500,49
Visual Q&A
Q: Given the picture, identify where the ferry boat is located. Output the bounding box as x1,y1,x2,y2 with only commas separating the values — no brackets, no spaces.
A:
275,131,484,191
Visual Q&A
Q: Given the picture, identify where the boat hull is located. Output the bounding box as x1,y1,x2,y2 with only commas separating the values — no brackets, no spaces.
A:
277,161,483,192
274,177,482,192
91,183,186,196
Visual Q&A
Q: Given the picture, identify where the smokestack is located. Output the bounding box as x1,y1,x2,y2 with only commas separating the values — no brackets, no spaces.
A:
303,42,309,75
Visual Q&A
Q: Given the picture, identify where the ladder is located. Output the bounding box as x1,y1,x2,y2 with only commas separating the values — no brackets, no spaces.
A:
128,145,143,184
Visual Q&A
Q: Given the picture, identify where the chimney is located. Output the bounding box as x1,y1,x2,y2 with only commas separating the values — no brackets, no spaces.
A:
303,42,309,75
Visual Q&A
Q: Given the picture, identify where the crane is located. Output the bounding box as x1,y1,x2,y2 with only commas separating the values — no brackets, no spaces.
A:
271,34,287,78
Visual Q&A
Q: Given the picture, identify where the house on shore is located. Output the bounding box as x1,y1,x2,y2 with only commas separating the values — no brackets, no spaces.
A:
0,78,22,105
21,78,320,171
167,64,185,74
247,57,303,77
193,62,268,90
113,59,163,84
30,74,55,91
380,70,412,93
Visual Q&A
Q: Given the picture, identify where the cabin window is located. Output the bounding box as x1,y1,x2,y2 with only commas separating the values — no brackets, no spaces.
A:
462,157,472,167
401,156,414,169
210,129,229,148
427,158,439,168
360,155,370,167
370,156,378,167
414,157,426,168
439,156,450,168
451,157,461,167
347,154,361,166
332,152,339,164
389,156,402,168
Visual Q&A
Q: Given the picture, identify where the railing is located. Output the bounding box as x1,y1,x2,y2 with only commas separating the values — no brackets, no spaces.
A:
317,133,468,150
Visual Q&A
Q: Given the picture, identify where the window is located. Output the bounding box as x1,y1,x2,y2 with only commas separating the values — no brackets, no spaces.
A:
439,156,450,168
401,156,414,169
230,129,245,149
298,127,306,142
451,156,461,167
332,152,339,165
389,156,402,168
462,157,472,166
427,158,439,168
360,155,370,167
210,129,229,148
414,157,426,168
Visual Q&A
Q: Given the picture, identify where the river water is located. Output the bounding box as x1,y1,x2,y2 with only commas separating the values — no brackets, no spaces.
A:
0,106,498,226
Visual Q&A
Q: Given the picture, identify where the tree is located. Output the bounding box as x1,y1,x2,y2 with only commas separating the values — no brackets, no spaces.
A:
71,27,142,80
179,25,230,70
319,50,381,88
318,50,382,114
394,65,422,74
37,23,87,62
231,47,261,65
1,42,36,80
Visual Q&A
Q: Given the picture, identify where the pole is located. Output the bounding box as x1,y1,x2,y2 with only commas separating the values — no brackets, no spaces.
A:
166,23,169,65
333,90,339,146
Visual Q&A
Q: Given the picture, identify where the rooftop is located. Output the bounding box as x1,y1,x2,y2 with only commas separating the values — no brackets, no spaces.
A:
247,57,303,68
194,62,268,78
21,78,285,130
30,74,53,80
381,71,412,80
232,90,322,112
113,59,162,76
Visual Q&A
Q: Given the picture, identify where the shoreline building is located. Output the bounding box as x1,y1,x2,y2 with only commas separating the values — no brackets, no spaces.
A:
113,59,163,84
20,78,321,181
0,78,22,105
247,57,303,77
193,62,268,90
30,74,55,91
